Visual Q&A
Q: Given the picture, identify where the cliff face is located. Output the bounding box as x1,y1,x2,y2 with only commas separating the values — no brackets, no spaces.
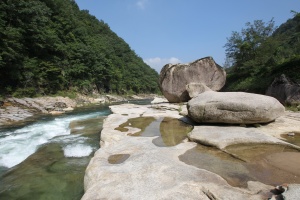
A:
0,0,159,97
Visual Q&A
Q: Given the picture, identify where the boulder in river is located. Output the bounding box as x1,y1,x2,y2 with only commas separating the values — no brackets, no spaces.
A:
159,57,226,103
187,91,285,124
266,74,300,106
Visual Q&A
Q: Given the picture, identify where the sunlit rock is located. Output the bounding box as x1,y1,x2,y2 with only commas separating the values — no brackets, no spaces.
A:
187,91,285,124
159,57,226,103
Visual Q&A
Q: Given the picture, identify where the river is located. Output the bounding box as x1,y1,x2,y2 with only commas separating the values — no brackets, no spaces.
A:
0,100,151,200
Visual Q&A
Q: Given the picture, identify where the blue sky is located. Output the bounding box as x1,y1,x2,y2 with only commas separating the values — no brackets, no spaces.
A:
75,0,299,72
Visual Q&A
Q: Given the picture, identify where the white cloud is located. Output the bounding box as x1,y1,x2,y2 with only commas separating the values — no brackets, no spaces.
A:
136,0,148,10
144,57,181,73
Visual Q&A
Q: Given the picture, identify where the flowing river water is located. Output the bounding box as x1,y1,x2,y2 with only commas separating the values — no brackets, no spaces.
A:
0,99,153,200
0,103,113,199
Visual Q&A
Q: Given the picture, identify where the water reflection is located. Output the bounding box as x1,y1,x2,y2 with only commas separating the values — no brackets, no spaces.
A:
179,143,300,188
115,117,193,147
280,132,300,147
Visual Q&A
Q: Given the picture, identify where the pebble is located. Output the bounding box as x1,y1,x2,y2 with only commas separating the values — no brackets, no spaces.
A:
288,132,295,137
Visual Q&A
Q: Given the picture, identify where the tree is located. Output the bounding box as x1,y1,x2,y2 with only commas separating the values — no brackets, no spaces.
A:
223,14,300,94
0,0,159,96
224,19,276,71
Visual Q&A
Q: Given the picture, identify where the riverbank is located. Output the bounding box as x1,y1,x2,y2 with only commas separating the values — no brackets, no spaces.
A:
0,94,158,127
82,99,300,199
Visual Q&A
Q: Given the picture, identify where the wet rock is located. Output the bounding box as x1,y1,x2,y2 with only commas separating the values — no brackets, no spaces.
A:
187,91,285,124
159,57,226,103
266,74,300,106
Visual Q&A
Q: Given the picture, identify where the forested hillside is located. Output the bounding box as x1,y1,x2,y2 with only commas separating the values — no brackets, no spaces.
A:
223,13,300,93
0,0,159,97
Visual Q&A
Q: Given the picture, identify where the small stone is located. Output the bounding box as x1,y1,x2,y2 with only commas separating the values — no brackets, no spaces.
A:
288,132,295,137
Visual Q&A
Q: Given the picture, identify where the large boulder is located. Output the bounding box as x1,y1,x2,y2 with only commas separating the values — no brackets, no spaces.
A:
187,91,285,124
266,74,300,106
159,57,226,103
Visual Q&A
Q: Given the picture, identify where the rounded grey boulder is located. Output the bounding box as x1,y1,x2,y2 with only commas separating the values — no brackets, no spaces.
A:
159,57,226,103
187,91,285,124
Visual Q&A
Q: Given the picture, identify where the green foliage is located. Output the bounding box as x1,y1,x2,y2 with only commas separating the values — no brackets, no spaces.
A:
0,0,159,97
224,14,300,93
55,90,77,99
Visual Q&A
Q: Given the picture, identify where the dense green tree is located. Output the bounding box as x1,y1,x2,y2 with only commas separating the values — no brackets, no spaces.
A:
223,14,300,93
0,0,159,97
224,19,275,72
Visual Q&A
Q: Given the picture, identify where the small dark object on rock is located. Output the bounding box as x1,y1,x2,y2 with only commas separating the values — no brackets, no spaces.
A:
0,101,4,107
268,184,288,200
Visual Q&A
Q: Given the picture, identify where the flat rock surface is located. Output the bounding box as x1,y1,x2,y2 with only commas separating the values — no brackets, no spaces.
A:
82,104,276,200
188,126,296,150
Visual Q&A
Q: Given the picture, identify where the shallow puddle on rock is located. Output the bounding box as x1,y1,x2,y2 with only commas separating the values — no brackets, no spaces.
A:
280,132,300,147
226,144,300,186
179,145,254,187
115,117,193,147
108,154,130,164
179,144,300,188
153,117,194,147
115,117,156,135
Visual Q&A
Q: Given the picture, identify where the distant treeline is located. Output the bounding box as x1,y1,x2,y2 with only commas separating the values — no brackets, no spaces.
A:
223,12,300,93
0,0,159,97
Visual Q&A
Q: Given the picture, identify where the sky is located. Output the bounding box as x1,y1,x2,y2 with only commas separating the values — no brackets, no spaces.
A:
75,0,299,72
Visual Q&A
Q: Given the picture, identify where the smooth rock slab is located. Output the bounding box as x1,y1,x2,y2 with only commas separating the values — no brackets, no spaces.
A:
188,126,297,150
187,91,285,124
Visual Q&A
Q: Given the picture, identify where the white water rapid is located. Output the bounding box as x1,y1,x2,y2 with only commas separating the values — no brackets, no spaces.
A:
0,110,107,168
